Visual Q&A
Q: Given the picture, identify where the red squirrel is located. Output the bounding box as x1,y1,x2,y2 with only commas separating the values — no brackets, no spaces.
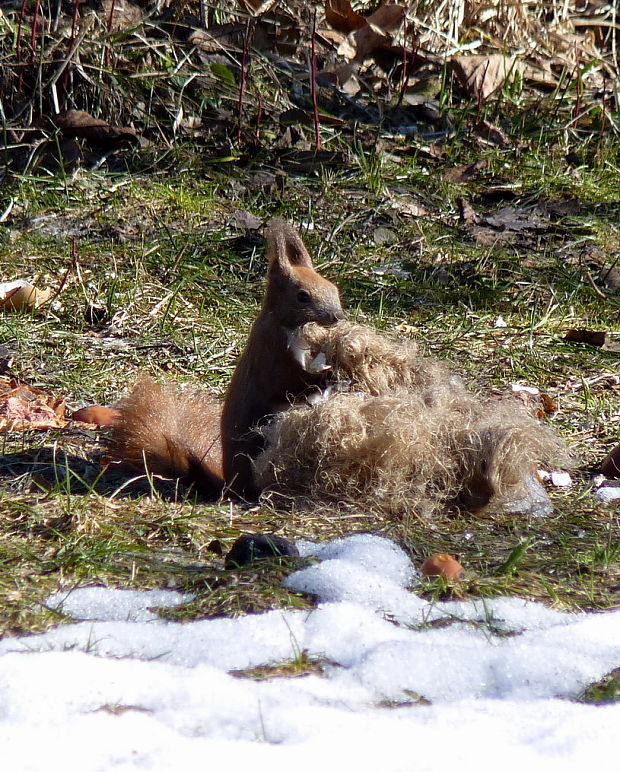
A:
107,218,344,500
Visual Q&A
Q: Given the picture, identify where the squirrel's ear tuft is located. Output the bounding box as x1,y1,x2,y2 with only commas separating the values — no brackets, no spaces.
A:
266,218,314,272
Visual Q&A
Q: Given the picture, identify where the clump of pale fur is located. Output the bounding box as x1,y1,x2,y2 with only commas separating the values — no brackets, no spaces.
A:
256,322,568,515
290,320,461,396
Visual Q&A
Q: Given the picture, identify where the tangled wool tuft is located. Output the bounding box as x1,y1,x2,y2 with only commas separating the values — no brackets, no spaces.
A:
255,322,569,516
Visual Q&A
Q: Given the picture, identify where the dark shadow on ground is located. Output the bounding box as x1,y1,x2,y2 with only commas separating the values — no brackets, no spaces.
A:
0,448,197,501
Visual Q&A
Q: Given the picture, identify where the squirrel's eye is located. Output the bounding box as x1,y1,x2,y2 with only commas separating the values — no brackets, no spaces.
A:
297,290,311,303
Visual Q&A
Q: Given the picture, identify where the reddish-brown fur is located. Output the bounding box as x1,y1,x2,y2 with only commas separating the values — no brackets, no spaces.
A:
221,219,344,498
109,219,343,499
108,379,224,496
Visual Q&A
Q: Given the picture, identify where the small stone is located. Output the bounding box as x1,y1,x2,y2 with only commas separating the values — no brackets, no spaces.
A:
550,471,572,488
225,534,299,569
420,553,464,580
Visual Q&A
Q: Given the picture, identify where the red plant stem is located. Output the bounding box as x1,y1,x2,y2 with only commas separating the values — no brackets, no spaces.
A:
70,0,80,40
104,0,117,69
236,21,250,145
16,0,29,63
16,0,29,91
310,9,321,151
29,0,41,60
574,45,582,122
397,25,417,108
107,0,117,34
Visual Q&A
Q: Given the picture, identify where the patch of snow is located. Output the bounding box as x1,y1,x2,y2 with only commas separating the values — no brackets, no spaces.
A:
594,483,620,503
46,586,193,623
510,383,540,395
550,471,572,488
0,534,618,771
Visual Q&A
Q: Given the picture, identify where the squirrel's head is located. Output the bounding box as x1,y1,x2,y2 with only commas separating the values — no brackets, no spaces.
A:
264,219,344,330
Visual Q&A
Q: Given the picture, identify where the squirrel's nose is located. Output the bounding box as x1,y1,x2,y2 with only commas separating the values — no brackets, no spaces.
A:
326,310,344,326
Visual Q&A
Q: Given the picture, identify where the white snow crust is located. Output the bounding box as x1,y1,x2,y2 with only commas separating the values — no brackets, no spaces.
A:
1,534,618,771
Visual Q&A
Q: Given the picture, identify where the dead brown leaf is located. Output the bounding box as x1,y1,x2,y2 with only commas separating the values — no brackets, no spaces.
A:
189,24,244,53
0,378,67,432
0,281,51,311
538,199,581,218
318,62,361,96
457,197,479,225
443,159,487,184
230,210,263,230
481,206,547,232
601,267,620,292
56,110,138,147
564,329,608,347
474,119,511,147
325,0,366,32
337,4,405,60
237,0,279,15
452,55,521,100
539,393,557,416
101,0,143,33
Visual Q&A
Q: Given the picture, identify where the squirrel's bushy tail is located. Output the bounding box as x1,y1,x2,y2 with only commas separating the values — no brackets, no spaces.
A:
109,379,224,497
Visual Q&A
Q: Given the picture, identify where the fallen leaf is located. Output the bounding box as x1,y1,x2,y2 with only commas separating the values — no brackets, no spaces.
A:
539,393,557,415
101,0,143,32
210,62,236,86
229,210,263,230
457,197,479,224
388,198,428,217
474,119,511,147
481,206,547,232
443,159,487,184
601,267,620,291
325,0,366,32
318,62,361,96
237,0,279,15
189,24,244,52
538,199,581,217
452,55,521,100
56,110,138,147
0,280,51,311
0,377,67,431
337,4,405,60
564,329,608,347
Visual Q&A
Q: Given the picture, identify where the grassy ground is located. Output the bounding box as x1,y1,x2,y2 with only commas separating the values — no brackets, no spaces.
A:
0,11,619,707
1,131,618,633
